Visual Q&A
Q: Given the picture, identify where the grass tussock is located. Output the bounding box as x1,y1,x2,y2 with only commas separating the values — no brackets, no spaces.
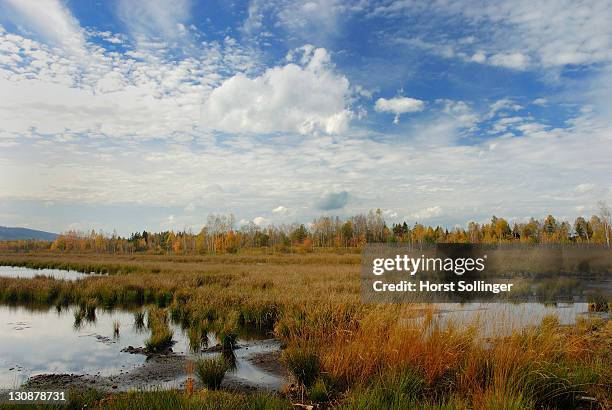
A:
195,356,231,390
145,307,174,352
281,347,321,389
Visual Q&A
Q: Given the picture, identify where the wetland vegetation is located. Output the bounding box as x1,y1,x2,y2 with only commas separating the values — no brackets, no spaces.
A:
0,249,610,409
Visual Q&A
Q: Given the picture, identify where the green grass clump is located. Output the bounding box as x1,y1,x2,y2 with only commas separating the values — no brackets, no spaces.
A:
147,306,168,328
518,361,598,409
281,347,320,388
309,378,331,402
195,356,231,389
145,307,173,352
479,390,534,410
145,324,174,352
188,325,209,352
340,369,427,410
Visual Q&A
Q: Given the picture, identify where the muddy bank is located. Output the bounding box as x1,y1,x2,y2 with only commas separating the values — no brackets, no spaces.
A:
24,339,288,394
247,348,287,377
25,353,187,392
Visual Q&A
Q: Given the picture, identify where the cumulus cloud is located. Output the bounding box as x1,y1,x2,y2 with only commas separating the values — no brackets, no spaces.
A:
315,191,349,210
533,98,548,106
201,45,352,135
409,206,443,220
272,206,289,214
253,216,268,226
375,96,425,124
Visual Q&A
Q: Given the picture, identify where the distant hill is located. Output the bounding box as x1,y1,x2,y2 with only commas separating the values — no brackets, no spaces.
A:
0,226,58,241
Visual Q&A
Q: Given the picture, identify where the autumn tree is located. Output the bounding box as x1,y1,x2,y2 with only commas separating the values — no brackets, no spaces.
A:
598,201,611,247
573,217,591,243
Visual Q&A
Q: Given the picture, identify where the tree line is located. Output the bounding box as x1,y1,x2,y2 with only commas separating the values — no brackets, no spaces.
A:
1,203,611,253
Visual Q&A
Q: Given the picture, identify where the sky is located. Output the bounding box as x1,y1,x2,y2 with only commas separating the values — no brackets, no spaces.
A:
0,0,611,235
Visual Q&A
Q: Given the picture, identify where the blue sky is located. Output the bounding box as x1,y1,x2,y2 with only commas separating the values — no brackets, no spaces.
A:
0,0,611,235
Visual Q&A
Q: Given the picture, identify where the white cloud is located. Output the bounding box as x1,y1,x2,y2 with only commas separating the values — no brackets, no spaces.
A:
253,216,268,226
3,0,86,55
489,52,529,70
440,100,478,128
272,206,289,214
383,209,398,218
533,98,548,106
116,0,192,44
275,0,349,45
0,29,259,140
470,0,612,68
1,1,611,234
241,1,265,37
201,46,352,135
383,1,612,70
470,51,486,63
575,183,595,193
487,99,523,119
2,107,611,233
375,96,424,124
409,206,443,220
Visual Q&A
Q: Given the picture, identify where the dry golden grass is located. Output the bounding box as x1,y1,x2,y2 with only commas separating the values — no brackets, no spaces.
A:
0,251,610,408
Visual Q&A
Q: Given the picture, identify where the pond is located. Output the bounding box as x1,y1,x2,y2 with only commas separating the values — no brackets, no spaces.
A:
425,302,608,338
0,305,286,392
0,266,104,281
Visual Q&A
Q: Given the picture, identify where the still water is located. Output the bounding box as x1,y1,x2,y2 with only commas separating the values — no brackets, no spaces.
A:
0,304,285,390
0,266,104,281
427,302,606,338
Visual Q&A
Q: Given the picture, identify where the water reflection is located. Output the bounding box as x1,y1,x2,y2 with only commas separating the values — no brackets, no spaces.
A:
0,266,104,281
0,304,285,391
0,305,147,388
427,302,608,338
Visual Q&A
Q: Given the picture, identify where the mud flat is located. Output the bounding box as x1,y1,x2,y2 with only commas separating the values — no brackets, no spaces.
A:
24,339,287,393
